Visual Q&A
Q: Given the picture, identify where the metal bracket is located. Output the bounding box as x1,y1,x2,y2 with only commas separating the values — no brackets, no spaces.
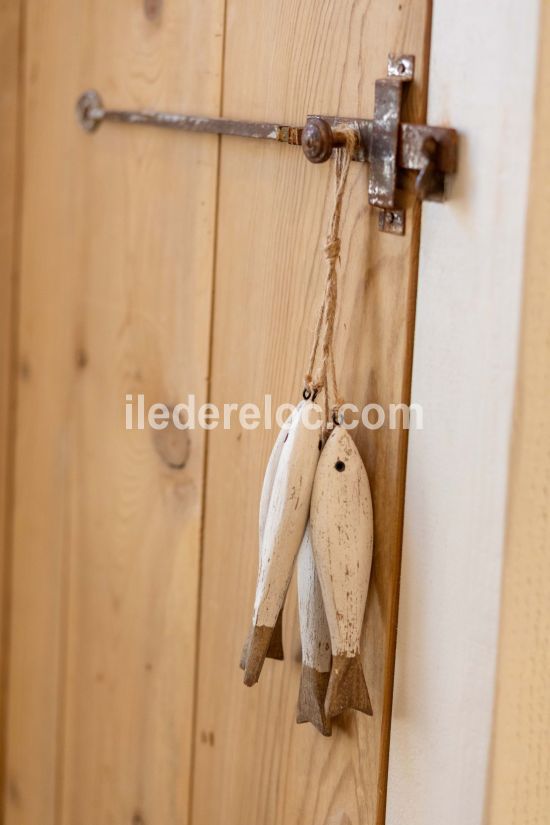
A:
76,54,458,235
378,209,406,235
370,56,413,207
368,55,415,234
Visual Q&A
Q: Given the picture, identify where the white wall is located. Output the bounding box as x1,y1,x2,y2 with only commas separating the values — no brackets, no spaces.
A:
387,2,540,823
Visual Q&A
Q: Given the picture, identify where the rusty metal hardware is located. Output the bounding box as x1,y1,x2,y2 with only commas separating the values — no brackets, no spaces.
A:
302,116,348,163
76,54,458,234
76,90,304,144
378,209,406,235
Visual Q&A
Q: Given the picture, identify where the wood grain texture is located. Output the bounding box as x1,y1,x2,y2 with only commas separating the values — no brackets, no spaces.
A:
243,403,321,686
296,524,332,736
3,2,224,824
0,0,22,813
485,3,550,822
297,524,331,674
192,2,431,823
310,427,373,660
253,403,321,628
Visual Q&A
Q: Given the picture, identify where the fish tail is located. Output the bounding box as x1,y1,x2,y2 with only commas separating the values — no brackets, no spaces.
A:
239,610,284,671
266,609,284,660
239,626,252,670
324,654,373,718
243,625,276,686
296,664,332,736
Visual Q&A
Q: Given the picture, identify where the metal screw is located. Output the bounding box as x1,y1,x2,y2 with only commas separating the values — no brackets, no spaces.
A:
76,90,104,133
397,62,406,75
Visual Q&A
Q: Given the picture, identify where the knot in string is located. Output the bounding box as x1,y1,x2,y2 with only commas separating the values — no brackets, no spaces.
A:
304,127,357,428
324,238,341,263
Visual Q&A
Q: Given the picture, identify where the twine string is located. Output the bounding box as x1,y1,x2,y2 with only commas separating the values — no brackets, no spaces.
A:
304,128,357,425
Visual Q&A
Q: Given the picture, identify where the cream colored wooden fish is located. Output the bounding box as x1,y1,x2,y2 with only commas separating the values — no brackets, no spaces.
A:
240,401,304,669
296,521,332,736
243,400,322,686
311,425,374,718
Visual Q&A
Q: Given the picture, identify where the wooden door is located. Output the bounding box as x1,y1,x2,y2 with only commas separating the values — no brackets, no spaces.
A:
2,2,432,825
192,4,431,825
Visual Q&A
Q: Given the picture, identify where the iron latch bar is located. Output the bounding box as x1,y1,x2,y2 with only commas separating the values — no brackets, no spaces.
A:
76,90,304,146
76,54,458,234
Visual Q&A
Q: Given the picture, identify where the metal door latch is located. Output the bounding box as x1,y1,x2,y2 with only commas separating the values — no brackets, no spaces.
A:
76,54,458,235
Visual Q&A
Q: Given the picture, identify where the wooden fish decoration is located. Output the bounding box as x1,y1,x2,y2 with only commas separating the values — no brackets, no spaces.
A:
296,521,332,736
310,425,374,718
243,400,322,686
240,401,304,669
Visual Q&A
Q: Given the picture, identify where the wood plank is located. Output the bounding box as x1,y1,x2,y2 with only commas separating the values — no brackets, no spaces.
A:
485,3,550,821
192,3,431,824
4,2,224,823
386,1,541,823
0,0,22,813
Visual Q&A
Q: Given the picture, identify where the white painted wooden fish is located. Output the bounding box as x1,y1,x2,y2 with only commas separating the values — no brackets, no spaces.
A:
243,400,322,686
310,425,374,718
296,521,332,736
240,401,304,669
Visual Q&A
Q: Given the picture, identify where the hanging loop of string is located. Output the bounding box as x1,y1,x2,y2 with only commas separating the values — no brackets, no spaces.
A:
304,127,357,425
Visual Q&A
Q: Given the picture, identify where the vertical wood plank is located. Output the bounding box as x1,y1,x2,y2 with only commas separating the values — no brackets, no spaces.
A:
4,2,224,824
486,3,550,821
386,1,540,822
0,0,22,814
192,3,431,824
